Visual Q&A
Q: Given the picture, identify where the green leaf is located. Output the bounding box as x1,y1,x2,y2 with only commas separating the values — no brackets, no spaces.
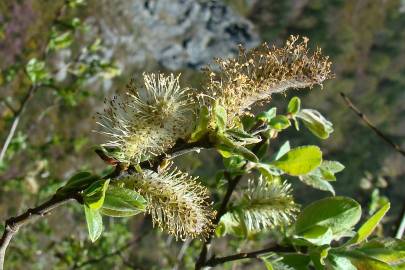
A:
26,58,50,84
257,107,277,122
59,171,99,193
260,253,292,270
226,128,261,145
296,109,333,139
274,141,291,160
217,212,246,237
347,203,390,245
295,197,362,237
299,174,335,195
48,31,73,51
100,186,146,217
83,179,110,210
189,106,210,142
334,250,392,270
322,161,345,174
272,146,322,176
287,96,301,115
216,134,258,162
326,254,357,270
269,115,291,130
297,160,344,194
310,245,331,269
84,205,103,242
214,103,227,132
294,225,334,246
280,254,311,270
355,238,405,266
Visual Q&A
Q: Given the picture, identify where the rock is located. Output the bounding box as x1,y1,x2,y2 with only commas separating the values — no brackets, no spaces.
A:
88,0,260,70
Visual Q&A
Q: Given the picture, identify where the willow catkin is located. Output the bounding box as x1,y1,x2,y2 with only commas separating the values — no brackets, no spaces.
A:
118,167,215,240
203,35,332,125
97,73,196,164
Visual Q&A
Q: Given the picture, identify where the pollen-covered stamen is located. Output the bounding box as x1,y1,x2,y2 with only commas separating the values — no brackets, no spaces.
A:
118,167,215,240
96,73,196,163
204,35,332,124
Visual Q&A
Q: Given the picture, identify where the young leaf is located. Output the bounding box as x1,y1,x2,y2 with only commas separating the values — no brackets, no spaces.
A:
287,96,301,115
84,205,103,242
213,103,227,132
26,58,50,84
257,107,277,122
100,186,146,217
189,105,210,142
347,203,390,245
260,253,294,270
355,238,405,266
48,31,73,51
294,225,334,246
280,254,311,270
299,174,335,195
83,179,110,210
326,254,357,270
295,197,361,236
216,134,258,162
274,141,291,160
269,115,291,130
296,109,333,139
59,171,99,193
333,250,392,270
310,245,330,269
272,146,322,176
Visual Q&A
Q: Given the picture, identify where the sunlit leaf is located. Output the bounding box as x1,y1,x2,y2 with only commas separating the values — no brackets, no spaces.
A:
272,146,322,176
295,197,361,236
84,205,103,242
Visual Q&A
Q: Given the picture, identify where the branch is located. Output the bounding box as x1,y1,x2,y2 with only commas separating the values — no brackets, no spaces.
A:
204,245,294,267
0,85,36,163
340,92,405,157
194,171,243,269
0,192,80,270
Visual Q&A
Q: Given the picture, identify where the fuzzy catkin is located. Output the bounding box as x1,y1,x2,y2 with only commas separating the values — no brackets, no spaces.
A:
239,177,299,231
119,168,215,240
203,35,332,124
97,73,196,164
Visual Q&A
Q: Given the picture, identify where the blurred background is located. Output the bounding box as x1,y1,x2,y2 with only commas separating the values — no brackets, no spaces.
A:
0,0,404,269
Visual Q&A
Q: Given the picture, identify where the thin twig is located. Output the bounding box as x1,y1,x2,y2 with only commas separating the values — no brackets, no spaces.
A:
0,85,36,163
195,171,244,270
0,99,17,114
172,239,192,270
72,238,140,269
340,92,405,157
0,193,80,270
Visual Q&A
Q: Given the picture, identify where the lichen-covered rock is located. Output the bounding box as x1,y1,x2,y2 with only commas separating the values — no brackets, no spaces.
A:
87,0,259,70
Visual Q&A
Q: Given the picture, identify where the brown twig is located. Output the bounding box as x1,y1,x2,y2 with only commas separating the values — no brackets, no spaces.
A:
194,171,244,270
340,92,405,157
0,192,80,270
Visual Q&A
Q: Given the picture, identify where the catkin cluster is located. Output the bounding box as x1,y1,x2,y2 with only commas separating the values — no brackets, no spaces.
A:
97,36,331,240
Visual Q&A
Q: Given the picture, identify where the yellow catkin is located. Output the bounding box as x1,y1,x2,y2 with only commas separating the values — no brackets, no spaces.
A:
118,167,215,240
203,35,332,125
97,73,196,163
